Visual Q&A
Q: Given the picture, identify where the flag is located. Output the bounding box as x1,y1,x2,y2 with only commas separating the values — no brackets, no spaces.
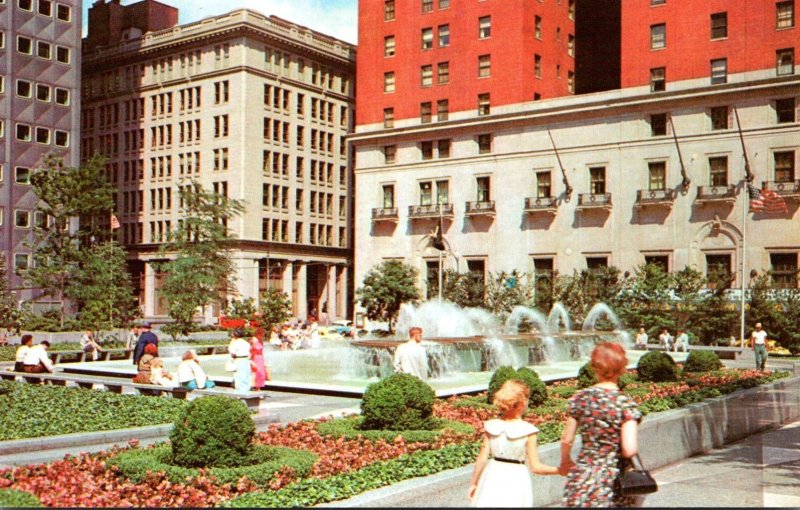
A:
110,214,121,230
749,186,788,214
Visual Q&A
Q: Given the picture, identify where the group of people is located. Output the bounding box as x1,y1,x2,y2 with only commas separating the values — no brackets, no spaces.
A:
227,328,271,392
267,319,321,351
633,326,689,352
130,322,216,390
14,335,54,373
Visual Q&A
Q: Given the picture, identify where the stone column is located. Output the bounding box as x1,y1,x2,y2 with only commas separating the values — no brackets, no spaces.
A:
339,265,349,321
281,261,293,296
296,263,308,320
232,256,260,302
327,264,337,324
144,261,156,317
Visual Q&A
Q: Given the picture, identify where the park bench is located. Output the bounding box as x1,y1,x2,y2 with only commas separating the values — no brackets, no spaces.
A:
194,388,270,411
644,343,745,360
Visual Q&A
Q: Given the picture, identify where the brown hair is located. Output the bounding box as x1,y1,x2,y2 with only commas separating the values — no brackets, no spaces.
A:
591,342,627,382
144,343,158,355
409,326,422,336
494,379,530,417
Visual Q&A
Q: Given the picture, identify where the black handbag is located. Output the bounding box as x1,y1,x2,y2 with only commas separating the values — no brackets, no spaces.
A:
615,454,658,496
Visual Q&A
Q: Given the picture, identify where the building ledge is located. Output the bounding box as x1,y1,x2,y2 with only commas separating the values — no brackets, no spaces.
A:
524,196,558,214
635,189,676,208
464,201,496,217
696,185,736,205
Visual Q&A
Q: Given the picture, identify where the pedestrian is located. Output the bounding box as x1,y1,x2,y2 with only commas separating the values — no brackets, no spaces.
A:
468,379,563,507
176,349,216,390
750,322,768,370
634,327,648,350
250,332,270,390
14,334,34,372
22,341,54,374
125,324,141,350
228,328,252,392
560,342,644,507
80,330,103,361
393,326,429,380
132,322,158,365
658,328,673,351
674,329,689,353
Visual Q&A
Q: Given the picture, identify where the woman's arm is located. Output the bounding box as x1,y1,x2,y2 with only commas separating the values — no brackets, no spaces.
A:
559,416,578,474
467,435,490,501
526,433,559,475
620,419,639,458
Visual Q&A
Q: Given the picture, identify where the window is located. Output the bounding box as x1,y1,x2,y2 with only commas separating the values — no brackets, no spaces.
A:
38,0,51,16
438,139,451,158
421,141,433,160
14,210,30,228
382,184,395,208
384,72,395,93
16,79,31,98
650,113,668,136
643,255,669,271
55,45,69,63
776,98,795,123
590,167,606,194
421,102,432,123
536,171,552,197
535,55,542,78
568,71,574,93
706,254,732,288
568,0,575,19
384,35,395,57
651,0,666,4
0,31,4,49
568,34,575,57
777,48,794,75
587,257,609,273
648,161,666,190
15,254,30,271
710,106,729,129
439,0,450,8
437,61,449,84
15,123,31,141
477,176,490,202
710,58,727,84
54,130,68,147
478,133,492,154
384,145,396,164
478,93,490,115
438,24,450,46
35,83,49,102
420,181,432,205
383,107,394,128
55,87,69,105
214,80,229,103
15,166,31,184
533,258,554,304
17,36,32,54
777,1,795,28
421,65,433,86
35,126,49,144
709,156,728,186
36,41,50,59
478,54,491,77
437,99,449,121
775,151,795,182
535,16,542,39
422,0,433,12
479,16,491,38
18,0,32,11
650,24,666,49
771,253,798,289
384,0,395,21
711,12,727,39
56,3,70,21
421,28,433,50
436,180,449,203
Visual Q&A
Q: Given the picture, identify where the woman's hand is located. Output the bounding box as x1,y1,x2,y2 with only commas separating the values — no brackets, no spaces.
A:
558,460,574,476
467,484,477,501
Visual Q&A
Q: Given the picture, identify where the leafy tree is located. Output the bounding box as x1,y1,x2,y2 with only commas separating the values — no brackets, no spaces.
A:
357,260,420,331
224,297,257,320
775,288,800,353
435,269,486,309
616,263,681,337
257,288,293,332
0,257,22,334
552,266,622,328
484,270,535,321
159,181,246,338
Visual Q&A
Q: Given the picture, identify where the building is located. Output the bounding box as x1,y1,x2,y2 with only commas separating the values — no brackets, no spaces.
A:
352,0,800,300
82,1,356,323
0,0,82,305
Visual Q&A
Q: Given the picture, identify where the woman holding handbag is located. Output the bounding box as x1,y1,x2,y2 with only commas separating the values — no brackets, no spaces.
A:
559,342,644,507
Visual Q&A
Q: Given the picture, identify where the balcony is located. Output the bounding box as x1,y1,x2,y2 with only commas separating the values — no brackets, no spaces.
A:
524,196,558,214
408,203,454,220
762,180,800,199
465,200,496,217
635,188,675,208
577,193,612,210
696,185,736,205
371,207,398,223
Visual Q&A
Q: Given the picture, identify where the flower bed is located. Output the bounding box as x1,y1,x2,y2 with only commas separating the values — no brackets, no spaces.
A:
0,368,789,508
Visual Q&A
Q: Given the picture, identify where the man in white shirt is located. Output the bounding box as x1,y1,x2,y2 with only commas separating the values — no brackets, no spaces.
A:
23,341,54,373
634,327,648,350
674,329,689,352
393,326,429,381
658,329,674,351
750,322,768,370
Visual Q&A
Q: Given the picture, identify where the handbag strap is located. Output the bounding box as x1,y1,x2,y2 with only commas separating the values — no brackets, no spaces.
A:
626,453,647,472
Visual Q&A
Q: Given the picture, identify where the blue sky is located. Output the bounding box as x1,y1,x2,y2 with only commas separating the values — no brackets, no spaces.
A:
82,0,358,44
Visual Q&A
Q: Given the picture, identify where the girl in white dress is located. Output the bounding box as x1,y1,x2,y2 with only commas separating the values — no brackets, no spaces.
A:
468,380,563,507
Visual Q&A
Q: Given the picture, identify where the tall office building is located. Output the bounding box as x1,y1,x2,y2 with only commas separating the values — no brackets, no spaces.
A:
0,0,82,306
83,1,356,322
352,0,800,299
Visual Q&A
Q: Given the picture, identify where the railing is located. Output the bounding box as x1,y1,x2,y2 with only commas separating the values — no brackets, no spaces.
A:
371,207,398,221
577,193,613,208
524,196,558,212
636,188,675,206
762,180,800,197
696,184,736,202
408,203,454,219
465,201,496,215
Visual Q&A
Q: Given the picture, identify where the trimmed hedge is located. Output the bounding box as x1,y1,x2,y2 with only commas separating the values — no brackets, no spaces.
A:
682,350,723,372
577,363,632,389
0,489,43,508
360,373,436,431
487,366,547,407
317,415,474,442
108,443,317,486
636,351,679,382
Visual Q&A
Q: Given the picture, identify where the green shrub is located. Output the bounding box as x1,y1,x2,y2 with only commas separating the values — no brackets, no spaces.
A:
0,489,43,508
317,415,474,442
682,350,723,373
636,351,678,382
109,443,317,485
577,363,632,389
487,366,546,407
169,396,255,468
360,373,436,431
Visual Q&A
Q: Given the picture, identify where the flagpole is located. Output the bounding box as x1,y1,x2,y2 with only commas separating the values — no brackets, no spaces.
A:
740,177,747,348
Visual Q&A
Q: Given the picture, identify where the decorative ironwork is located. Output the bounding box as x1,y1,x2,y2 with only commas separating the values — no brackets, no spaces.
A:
635,188,676,207
762,180,800,199
371,207,398,222
696,185,736,204
408,203,454,219
577,193,612,209
465,200,496,216
523,196,558,213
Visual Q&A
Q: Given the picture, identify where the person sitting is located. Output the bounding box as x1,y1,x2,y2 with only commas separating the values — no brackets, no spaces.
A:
23,341,54,373
176,349,216,390
132,343,158,384
268,326,282,348
674,329,689,353
149,358,177,387
14,334,34,372
634,327,648,350
658,329,674,351
80,330,103,361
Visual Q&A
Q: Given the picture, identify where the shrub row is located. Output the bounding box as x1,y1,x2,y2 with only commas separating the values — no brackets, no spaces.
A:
316,415,474,443
0,489,43,508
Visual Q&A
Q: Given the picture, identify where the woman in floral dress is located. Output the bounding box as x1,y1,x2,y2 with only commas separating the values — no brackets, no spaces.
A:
560,342,643,507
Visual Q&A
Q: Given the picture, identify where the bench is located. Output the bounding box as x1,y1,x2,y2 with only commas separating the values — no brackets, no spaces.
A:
644,343,745,360
194,388,270,411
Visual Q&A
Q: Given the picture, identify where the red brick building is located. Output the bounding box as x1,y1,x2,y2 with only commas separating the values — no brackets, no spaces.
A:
356,0,575,127
85,0,179,51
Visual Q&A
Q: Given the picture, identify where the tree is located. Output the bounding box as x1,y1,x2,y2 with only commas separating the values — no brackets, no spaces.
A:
434,269,486,309
26,155,116,327
357,260,420,331
0,257,22,334
159,181,246,338
257,288,293,332
616,263,680,337
484,270,535,321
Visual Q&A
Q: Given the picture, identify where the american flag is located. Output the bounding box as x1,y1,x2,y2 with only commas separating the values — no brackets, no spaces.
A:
110,214,121,230
749,185,788,214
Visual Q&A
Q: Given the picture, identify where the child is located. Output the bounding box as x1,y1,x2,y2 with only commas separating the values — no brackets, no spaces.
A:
468,379,563,507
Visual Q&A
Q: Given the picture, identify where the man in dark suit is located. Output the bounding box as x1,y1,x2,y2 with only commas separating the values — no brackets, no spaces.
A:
132,322,159,365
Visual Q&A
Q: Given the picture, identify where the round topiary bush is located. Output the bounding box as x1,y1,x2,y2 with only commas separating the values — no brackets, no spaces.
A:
360,373,436,431
169,395,255,468
0,489,42,508
683,350,723,373
577,362,631,390
488,366,546,407
636,351,678,382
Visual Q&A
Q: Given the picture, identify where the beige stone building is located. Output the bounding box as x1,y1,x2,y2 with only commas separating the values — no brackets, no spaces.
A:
352,71,800,298
82,4,355,323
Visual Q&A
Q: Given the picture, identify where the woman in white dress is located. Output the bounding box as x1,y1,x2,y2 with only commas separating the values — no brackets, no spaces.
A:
468,380,563,507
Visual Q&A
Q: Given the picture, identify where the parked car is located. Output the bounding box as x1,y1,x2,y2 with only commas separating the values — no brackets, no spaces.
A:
330,320,353,336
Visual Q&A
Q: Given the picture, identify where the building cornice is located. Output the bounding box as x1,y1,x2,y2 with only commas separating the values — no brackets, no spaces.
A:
128,241,352,261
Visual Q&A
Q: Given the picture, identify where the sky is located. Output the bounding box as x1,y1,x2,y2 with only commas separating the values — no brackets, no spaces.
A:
82,0,359,44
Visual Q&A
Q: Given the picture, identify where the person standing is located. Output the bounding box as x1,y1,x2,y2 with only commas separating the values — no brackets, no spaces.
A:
125,325,141,350
750,322,768,371
560,342,644,507
14,334,34,372
132,322,158,365
658,328,673,351
634,327,648,350
674,329,689,353
22,341,54,373
468,380,562,507
228,328,252,392
392,326,429,381
250,333,270,390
